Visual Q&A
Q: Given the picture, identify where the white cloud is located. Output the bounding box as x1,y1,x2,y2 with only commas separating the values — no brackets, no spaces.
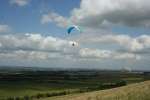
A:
0,50,46,60
79,48,111,59
43,0,150,28
10,0,30,6
0,33,143,61
76,34,150,52
72,0,150,28
0,34,79,60
0,50,65,60
113,52,141,60
41,12,70,27
0,25,10,33
0,33,74,52
79,48,139,60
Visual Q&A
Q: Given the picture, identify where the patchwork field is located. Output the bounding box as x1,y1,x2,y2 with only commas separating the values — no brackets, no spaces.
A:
0,69,149,100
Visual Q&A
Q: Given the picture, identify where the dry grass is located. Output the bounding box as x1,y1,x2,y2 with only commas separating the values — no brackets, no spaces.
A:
41,80,150,100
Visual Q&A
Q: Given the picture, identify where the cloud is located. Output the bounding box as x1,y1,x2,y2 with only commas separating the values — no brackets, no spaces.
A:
10,0,30,6
41,12,70,27
0,50,65,60
0,33,74,52
0,33,143,61
76,34,150,52
79,48,111,59
0,33,149,69
79,48,140,60
0,50,47,60
0,33,79,60
42,0,150,28
72,0,150,28
0,25,11,33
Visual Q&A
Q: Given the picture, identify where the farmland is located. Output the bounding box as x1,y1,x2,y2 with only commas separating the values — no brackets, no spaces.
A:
0,67,149,100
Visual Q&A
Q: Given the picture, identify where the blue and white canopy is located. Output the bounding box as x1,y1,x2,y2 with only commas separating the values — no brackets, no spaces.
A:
67,25,81,34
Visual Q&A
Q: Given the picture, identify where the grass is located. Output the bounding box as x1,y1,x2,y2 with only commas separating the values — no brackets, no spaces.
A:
42,80,150,100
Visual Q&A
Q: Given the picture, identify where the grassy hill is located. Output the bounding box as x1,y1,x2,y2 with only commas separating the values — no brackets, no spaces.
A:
43,80,150,100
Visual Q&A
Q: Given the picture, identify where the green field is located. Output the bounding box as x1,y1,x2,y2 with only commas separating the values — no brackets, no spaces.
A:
0,70,149,100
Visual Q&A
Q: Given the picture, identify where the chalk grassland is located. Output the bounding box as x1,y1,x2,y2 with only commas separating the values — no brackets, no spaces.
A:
43,80,150,100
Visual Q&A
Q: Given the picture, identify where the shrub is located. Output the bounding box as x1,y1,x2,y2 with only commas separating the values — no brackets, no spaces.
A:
116,80,127,86
45,93,52,97
14,97,21,100
6,97,14,100
35,93,45,99
23,95,30,100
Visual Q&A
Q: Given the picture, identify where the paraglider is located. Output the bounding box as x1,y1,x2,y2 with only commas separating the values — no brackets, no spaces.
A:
67,25,81,46
72,42,75,46
69,41,78,47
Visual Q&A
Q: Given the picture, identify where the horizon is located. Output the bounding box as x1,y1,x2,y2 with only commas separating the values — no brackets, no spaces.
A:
0,65,149,72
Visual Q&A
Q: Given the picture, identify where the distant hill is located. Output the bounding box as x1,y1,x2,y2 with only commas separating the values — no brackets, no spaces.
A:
44,80,150,100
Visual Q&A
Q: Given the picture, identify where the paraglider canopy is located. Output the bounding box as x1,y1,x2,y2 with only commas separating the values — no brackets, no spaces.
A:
67,25,81,34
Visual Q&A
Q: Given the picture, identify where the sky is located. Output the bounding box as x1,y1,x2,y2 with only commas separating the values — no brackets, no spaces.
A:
0,0,150,70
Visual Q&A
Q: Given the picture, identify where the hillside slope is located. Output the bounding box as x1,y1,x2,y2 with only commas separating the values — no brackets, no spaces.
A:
43,80,150,100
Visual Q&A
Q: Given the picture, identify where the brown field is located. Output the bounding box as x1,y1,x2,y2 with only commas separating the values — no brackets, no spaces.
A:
42,80,150,100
